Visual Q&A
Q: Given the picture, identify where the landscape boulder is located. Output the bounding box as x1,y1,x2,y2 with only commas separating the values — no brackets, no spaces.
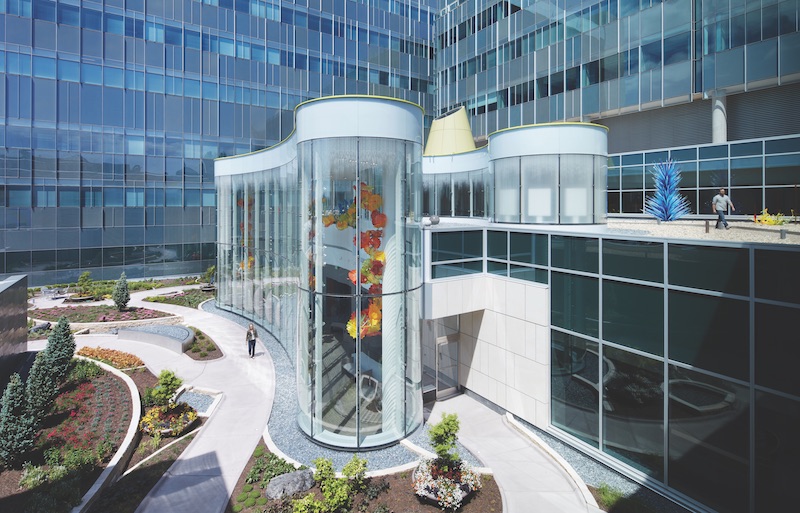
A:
264,469,315,500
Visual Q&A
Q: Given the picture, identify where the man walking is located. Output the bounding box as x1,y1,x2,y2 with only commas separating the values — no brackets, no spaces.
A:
712,188,735,229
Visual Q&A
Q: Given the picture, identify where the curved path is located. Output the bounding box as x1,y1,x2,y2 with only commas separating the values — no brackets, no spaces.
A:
30,286,600,513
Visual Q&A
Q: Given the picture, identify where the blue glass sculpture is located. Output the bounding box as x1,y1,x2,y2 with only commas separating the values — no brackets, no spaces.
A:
644,160,691,221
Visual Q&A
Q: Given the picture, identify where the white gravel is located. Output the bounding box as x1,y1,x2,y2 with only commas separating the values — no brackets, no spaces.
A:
605,218,800,245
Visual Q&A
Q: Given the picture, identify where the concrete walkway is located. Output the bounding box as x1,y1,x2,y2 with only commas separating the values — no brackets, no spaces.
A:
29,287,600,513
430,395,602,513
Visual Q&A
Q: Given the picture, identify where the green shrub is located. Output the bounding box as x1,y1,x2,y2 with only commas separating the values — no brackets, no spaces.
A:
47,317,76,384
244,497,256,508
253,445,265,458
22,492,59,513
242,483,253,493
232,505,243,513
200,351,208,357
26,352,59,428
62,447,96,472
19,462,49,489
237,492,248,503
428,412,460,465
596,483,625,509
77,271,93,296
257,497,268,506
146,370,183,406
292,493,325,513
342,454,368,491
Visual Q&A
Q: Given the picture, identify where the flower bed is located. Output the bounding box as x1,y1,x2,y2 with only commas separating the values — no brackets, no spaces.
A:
413,459,482,511
140,403,198,436
77,347,145,369
32,305,171,323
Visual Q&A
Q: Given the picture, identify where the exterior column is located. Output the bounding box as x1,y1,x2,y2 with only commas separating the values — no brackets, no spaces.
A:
712,94,727,144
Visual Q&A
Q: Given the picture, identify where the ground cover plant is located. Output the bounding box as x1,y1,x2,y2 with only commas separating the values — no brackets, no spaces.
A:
77,347,145,369
143,288,215,309
30,305,171,323
185,326,222,360
225,443,501,513
589,483,660,513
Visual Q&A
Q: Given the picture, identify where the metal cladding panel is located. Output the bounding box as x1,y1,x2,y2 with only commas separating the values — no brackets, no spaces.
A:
488,123,608,160
728,83,800,141
602,101,712,153
422,148,489,174
295,96,423,145
214,134,297,176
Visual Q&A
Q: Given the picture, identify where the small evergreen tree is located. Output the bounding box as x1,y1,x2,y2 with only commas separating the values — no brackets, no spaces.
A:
644,160,691,221
48,316,76,384
0,373,36,468
429,412,460,465
113,272,130,311
26,351,59,428
77,271,94,297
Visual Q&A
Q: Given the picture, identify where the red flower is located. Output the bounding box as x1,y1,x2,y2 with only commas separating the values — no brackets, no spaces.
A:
370,260,384,276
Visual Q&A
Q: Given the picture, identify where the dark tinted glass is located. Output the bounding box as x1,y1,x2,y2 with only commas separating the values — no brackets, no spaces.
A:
603,346,664,479
487,260,506,276
765,136,800,154
755,390,800,512
487,230,507,259
431,260,482,278
551,332,599,447
510,232,547,265
432,230,482,261
668,366,749,513
668,290,749,380
755,249,800,303
552,272,598,337
755,303,800,395
603,239,663,282
603,280,664,355
56,249,80,269
699,144,728,159
668,244,749,296
551,236,598,273
509,265,547,284
730,141,762,157
670,147,697,161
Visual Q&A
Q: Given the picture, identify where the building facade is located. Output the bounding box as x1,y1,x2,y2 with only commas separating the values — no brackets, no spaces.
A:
0,0,435,286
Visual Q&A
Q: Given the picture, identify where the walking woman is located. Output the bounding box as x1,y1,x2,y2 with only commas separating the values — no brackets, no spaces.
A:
246,323,258,358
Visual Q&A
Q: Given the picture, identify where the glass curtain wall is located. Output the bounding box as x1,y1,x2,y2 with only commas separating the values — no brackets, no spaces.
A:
216,163,301,357
298,136,422,448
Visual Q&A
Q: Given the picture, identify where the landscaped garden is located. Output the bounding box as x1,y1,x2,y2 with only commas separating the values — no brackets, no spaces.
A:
30,305,171,324
142,288,216,309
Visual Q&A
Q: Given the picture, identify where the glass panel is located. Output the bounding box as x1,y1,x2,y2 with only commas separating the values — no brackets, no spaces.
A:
668,244,749,296
559,155,594,223
755,248,800,303
487,260,507,276
603,280,664,356
698,159,728,188
487,230,507,259
755,390,800,512
730,157,762,186
764,154,800,185
668,290,749,380
520,155,558,223
453,172,470,216
755,303,800,396
551,331,599,447
431,260,482,278
603,239,663,283
552,236,599,273
552,272,598,337
668,366,749,513
603,346,664,479
509,265,547,284
510,232,547,265
494,158,521,223
435,174,452,216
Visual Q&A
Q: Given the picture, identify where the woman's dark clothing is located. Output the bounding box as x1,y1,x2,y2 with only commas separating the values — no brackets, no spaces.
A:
246,328,257,357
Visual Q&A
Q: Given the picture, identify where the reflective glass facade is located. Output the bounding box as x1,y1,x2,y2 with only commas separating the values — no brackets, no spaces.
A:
434,0,800,134
427,226,800,513
0,0,435,285
216,97,423,448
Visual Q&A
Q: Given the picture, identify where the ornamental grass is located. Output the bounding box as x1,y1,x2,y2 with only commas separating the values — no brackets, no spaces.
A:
77,347,145,369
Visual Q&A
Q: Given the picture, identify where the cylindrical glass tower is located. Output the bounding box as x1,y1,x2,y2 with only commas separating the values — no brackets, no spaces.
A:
296,97,423,448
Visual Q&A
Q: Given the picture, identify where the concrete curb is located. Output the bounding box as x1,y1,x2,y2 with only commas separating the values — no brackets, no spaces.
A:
505,413,599,509
71,356,142,513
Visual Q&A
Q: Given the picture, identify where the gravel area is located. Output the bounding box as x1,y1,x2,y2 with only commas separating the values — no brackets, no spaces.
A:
201,301,481,470
177,391,215,414
122,324,192,341
605,218,800,245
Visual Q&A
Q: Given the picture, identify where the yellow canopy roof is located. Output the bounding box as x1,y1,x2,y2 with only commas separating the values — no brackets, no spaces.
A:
423,107,477,156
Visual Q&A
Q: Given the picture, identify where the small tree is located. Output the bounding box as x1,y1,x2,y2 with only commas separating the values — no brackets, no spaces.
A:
644,160,691,221
47,316,76,384
113,272,130,311
145,370,183,406
203,265,216,284
429,412,460,466
26,351,59,428
0,373,36,468
77,271,94,297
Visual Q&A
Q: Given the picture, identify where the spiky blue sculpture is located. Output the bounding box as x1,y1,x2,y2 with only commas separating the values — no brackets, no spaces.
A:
645,160,691,221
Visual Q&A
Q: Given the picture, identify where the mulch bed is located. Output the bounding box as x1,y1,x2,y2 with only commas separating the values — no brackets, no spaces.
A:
30,305,171,323
225,441,503,513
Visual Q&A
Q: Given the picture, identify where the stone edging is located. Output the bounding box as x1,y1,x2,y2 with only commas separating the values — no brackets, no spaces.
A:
505,413,599,509
70,356,142,513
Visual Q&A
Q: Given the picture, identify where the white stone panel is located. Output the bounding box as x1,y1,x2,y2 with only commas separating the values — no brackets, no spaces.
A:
487,346,507,382
514,355,549,403
506,316,527,356
525,285,549,325
535,324,551,365
505,280,526,319
494,312,508,350
477,309,496,344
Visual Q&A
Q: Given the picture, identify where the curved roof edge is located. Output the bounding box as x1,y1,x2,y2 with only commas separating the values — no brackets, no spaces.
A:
216,95,424,162
488,121,609,139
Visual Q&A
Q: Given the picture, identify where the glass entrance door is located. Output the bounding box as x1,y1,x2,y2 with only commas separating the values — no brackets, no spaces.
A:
436,335,459,398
